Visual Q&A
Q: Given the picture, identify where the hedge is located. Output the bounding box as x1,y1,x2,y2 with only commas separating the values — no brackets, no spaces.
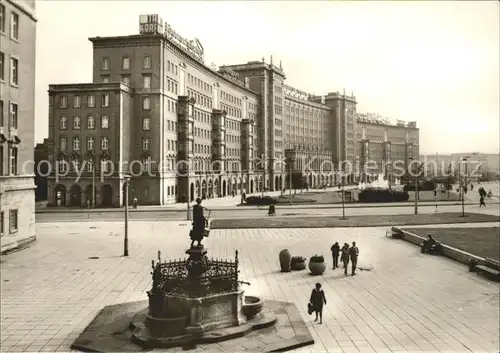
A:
403,179,437,191
358,188,410,203
245,196,277,205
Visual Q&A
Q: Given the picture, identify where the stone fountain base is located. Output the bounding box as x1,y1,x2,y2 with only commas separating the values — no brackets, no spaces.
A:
71,300,313,352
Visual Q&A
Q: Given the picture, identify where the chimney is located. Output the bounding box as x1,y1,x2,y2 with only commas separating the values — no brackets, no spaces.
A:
270,55,273,65
244,77,249,88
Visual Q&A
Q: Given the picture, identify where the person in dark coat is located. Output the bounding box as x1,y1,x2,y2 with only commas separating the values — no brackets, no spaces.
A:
191,198,206,247
349,241,359,276
341,243,350,275
479,195,486,207
309,283,327,324
330,242,340,269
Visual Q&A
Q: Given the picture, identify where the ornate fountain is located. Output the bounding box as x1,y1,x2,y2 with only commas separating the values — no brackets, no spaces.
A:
130,245,274,348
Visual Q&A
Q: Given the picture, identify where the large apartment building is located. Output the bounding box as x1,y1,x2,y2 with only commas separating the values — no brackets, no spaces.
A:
356,113,419,182
45,14,419,207
0,0,37,252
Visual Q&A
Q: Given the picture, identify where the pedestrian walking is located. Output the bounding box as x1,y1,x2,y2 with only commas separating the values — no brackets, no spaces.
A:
309,283,327,324
480,195,486,207
330,242,340,269
349,242,359,275
341,243,350,275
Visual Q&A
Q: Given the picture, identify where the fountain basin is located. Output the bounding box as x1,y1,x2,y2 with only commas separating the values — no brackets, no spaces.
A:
242,296,264,320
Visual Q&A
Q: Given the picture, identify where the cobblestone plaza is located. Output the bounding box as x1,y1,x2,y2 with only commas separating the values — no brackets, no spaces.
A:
1,221,498,352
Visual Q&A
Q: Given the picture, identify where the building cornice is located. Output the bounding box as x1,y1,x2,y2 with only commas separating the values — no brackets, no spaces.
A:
89,34,260,98
284,95,332,111
7,0,37,22
48,82,132,94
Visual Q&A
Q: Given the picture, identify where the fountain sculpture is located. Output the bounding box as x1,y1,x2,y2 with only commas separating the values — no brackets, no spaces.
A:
71,218,314,352
358,173,399,190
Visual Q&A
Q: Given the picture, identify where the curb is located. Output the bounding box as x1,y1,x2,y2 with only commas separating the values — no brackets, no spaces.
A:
390,227,484,267
35,201,498,214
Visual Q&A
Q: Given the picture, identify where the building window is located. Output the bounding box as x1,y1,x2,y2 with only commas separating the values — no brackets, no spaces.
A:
58,159,68,173
101,137,109,150
102,57,109,71
59,116,67,130
59,136,67,151
0,4,5,34
0,211,3,237
72,136,80,151
9,147,17,175
73,116,81,129
143,55,152,69
0,146,3,175
87,95,95,108
0,100,4,126
142,117,151,131
143,75,151,89
87,115,95,129
122,57,130,70
101,75,110,83
10,57,18,85
142,97,150,110
0,51,4,81
121,75,130,85
86,159,93,172
101,159,110,173
101,93,109,107
10,12,19,40
73,159,80,171
101,116,109,129
60,96,68,108
87,137,95,150
10,103,18,129
9,210,18,234
142,137,150,151
73,96,81,108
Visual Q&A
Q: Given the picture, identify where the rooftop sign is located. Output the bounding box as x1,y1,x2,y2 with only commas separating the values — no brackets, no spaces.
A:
139,14,204,64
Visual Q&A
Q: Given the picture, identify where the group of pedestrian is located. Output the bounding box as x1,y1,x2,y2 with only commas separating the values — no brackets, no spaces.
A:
330,241,359,276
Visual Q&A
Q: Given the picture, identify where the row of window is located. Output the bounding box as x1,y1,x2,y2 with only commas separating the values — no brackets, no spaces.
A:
0,146,18,176
0,100,18,129
59,94,108,109
0,51,19,86
0,209,18,237
59,115,109,130
220,103,242,119
188,89,212,110
102,55,152,72
220,90,242,107
56,159,113,173
59,136,110,152
0,5,19,40
188,73,212,94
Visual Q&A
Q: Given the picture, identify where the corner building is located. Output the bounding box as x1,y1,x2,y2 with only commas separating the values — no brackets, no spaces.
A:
45,14,416,206
0,0,37,252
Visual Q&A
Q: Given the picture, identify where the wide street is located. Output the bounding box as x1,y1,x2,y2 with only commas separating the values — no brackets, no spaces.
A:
36,202,500,222
1,221,499,353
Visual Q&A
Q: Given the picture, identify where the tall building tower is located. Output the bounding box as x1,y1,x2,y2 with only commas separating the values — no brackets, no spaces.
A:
0,0,37,252
222,57,286,191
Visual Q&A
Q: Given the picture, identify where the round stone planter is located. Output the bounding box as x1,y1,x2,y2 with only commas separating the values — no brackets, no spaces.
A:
279,249,291,272
308,261,326,275
242,296,264,320
291,261,306,271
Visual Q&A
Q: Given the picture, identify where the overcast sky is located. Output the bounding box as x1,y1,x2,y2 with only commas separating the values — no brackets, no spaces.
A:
35,1,499,154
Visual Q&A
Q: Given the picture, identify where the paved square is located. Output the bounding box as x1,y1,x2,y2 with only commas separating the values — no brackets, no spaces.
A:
1,221,499,353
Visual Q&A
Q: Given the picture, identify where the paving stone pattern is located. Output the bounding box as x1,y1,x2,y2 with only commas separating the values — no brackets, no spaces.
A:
1,221,499,353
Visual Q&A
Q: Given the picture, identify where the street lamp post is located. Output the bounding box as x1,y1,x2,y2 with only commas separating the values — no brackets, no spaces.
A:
288,158,293,206
123,174,131,257
341,175,346,220
409,157,424,215
461,157,468,217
